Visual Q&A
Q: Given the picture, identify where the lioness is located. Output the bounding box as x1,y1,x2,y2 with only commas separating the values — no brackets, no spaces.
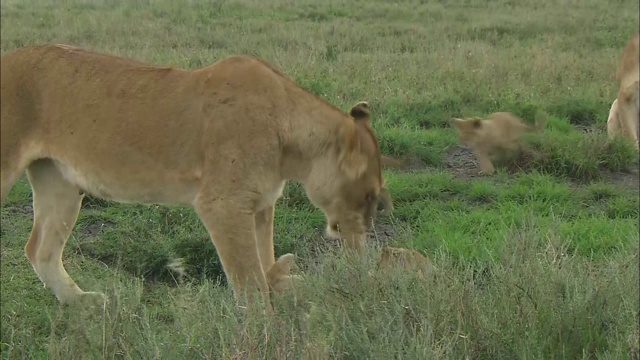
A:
0,44,393,310
450,111,548,175
607,31,639,149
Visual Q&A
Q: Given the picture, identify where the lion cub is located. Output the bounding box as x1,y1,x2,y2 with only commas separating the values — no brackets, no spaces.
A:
450,111,548,175
266,254,303,294
378,246,433,279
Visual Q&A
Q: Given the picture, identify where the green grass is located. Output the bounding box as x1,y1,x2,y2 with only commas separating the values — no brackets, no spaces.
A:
1,0,639,358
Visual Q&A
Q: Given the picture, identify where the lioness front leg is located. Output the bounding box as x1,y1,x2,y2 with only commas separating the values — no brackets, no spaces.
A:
254,206,276,271
25,159,105,306
194,198,272,312
255,206,301,294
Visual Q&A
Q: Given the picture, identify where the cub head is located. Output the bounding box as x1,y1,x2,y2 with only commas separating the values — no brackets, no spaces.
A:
450,117,483,148
266,254,302,294
304,101,396,253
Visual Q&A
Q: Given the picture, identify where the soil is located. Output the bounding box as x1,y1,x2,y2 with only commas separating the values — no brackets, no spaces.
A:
78,220,116,240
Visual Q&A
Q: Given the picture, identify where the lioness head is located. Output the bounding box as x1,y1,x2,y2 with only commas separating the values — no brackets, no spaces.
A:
449,117,483,148
304,101,388,253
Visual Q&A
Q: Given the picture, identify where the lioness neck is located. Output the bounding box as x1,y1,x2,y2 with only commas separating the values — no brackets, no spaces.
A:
279,89,348,183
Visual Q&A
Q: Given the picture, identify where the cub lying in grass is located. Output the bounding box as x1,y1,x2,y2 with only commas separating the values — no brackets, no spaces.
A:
450,111,548,175
378,246,433,279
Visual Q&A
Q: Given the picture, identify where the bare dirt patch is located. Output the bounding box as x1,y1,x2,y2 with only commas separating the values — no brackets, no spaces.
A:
3,204,33,218
600,165,639,191
77,220,116,240
442,147,485,180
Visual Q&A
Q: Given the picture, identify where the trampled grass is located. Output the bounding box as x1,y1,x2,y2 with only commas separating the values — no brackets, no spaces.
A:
1,0,639,359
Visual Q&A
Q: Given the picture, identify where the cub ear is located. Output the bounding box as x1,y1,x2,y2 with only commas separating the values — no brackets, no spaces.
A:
471,118,482,129
379,247,392,268
266,253,302,294
349,101,371,123
271,254,296,274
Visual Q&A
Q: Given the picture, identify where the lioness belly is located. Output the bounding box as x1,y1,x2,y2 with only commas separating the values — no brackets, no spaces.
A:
52,159,200,206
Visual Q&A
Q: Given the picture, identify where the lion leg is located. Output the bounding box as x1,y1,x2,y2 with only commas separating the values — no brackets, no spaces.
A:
1,159,24,205
194,197,272,313
607,98,621,140
617,81,640,149
474,150,495,175
254,205,276,271
619,99,640,149
255,206,301,294
0,142,31,205
25,159,105,306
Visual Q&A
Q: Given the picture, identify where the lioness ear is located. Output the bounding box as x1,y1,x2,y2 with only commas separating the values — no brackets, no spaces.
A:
337,121,368,180
471,118,482,129
349,101,371,123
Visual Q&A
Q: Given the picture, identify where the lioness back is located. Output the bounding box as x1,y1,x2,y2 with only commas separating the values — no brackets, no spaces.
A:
1,45,293,205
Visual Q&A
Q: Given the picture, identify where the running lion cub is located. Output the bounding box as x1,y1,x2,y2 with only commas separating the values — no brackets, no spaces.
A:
450,111,548,175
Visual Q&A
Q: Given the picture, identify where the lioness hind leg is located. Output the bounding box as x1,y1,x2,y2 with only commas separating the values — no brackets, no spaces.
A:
25,159,105,306
1,165,21,205
194,198,272,313
607,99,621,140
0,151,31,205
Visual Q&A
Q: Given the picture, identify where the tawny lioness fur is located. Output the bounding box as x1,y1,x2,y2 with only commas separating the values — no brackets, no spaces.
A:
0,44,394,310
607,31,639,149
450,111,548,175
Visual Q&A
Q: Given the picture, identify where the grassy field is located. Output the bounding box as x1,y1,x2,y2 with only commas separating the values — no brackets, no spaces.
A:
1,0,639,358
